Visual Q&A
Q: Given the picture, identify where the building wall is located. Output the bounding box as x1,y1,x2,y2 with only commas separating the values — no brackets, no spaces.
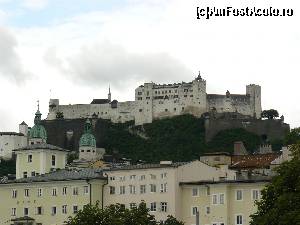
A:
16,150,67,179
46,77,261,126
0,180,104,225
181,182,267,225
0,134,27,160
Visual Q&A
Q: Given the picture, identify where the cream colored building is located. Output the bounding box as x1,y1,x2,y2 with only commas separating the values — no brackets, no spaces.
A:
103,161,237,221
0,169,106,225
180,179,269,225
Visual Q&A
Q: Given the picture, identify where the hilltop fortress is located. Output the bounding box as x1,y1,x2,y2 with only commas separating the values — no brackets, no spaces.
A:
47,74,262,125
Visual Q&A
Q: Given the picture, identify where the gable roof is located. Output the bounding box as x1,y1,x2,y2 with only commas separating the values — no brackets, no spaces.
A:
231,153,280,169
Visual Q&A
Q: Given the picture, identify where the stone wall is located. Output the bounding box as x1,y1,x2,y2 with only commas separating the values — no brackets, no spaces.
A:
204,113,290,142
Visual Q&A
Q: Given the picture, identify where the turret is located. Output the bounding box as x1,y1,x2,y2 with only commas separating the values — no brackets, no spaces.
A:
79,119,97,161
29,101,47,145
108,85,111,102
19,121,28,137
246,84,262,119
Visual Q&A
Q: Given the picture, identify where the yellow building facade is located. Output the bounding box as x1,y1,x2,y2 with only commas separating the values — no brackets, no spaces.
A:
180,180,269,225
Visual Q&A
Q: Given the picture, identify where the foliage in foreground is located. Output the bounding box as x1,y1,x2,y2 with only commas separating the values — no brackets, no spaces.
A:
250,144,300,225
66,202,184,225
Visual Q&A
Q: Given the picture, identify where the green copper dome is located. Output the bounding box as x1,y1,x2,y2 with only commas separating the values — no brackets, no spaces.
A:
29,109,47,141
79,119,96,147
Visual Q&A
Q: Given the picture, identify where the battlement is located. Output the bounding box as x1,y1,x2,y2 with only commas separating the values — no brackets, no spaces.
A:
47,75,262,125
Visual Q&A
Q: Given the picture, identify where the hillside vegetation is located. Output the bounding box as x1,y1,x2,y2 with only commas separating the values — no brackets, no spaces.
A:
101,115,264,162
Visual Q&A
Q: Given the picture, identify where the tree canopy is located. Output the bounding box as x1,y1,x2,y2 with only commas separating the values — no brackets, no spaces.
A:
250,144,300,225
66,202,184,225
261,109,279,120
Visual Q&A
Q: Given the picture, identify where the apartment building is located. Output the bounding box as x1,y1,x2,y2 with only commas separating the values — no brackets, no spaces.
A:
180,179,269,225
103,161,237,221
0,169,106,225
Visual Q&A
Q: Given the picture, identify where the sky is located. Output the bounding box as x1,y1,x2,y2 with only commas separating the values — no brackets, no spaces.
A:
0,0,299,131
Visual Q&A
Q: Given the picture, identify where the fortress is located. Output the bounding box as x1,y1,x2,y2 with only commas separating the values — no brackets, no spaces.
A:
47,74,262,125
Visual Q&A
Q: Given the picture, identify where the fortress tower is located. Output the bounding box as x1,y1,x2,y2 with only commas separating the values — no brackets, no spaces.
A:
246,84,262,119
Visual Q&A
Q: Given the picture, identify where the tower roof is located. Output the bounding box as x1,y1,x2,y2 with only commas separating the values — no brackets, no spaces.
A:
79,119,96,147
29,103,47,141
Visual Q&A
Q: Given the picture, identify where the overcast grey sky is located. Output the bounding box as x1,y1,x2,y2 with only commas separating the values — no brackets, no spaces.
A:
0,0,299,131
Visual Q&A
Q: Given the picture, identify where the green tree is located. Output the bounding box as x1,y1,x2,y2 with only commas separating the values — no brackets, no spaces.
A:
261,109,279,120
66,202,183,225
250,144,300,225
284,127,300,145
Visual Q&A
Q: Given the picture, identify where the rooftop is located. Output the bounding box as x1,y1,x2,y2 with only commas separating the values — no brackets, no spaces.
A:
13,143,70,152
91,99,110,104
108,162,189,171
0,132,24,136
231,153,281,169
1,168,105,184
180,177,272,186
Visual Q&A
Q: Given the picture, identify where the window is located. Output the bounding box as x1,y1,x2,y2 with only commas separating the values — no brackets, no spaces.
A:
12,189,17,198
62,205,67,214
109,176,115,181
205,206,210,214
140,175,146,180
73,187,79,195
51,155,56,167
160,172,167,179
84,186,89,194
37,188,42,197
138,91,142,95
23,172,28,178
206,186,210,195
236,215,243,225
120,186,125,195
36,206,42,215
150,184,156,193
24,207,29,216
192,188,198,196
73,205,78,214
129,203,136,209
130,175,136,180
212,194,218,205
140,185,146,194
160,183,167,193
160,202,167,212
119,176,125,181
24,189,29,197
220,223,225,225
129,185,136,194
252,189,259,200
165,109,168,112
51,206,57,215
11,208,16,216
62,187,67,195
31,171,36,177
28,154,32,163
109,186,115,195
150,202,156,212
52,188,57,196
236,190,243,201
150,174,156,180
139,108,143,111
220,193,225,204
191,206,198,216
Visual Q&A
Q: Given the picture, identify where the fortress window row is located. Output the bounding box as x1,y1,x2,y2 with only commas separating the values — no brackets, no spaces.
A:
11,186,89,198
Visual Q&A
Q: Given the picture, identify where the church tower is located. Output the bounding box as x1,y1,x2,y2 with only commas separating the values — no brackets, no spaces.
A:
79,119,97,161
108,85,111,102
29,101,47,145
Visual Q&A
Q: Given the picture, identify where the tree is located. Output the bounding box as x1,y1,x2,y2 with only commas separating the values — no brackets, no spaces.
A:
261,109,279,120
250,144,300,225
66,202,184,225
284,127,300,145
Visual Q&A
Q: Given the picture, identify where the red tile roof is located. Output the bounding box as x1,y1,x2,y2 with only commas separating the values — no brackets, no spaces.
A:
231,153,280,169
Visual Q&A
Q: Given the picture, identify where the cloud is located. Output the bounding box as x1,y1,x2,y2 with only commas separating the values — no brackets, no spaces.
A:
44,42,193,89
21,0,48,10
0,27,30,83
